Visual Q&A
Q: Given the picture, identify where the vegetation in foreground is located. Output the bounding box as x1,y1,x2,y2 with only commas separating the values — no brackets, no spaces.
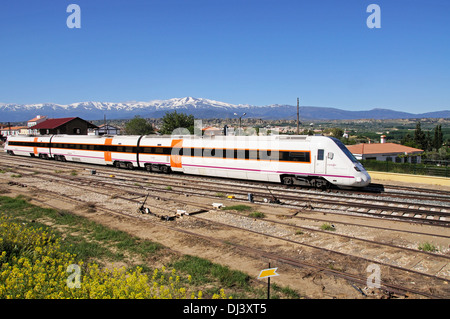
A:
0,195,300,299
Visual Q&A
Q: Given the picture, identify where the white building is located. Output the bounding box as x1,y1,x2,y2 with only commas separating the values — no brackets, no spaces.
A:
346,142,424,164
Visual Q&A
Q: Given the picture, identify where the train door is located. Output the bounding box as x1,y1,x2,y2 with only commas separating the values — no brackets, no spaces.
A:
315,149,326,174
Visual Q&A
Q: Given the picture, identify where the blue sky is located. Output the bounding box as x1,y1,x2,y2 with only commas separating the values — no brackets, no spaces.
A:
0,0,449,113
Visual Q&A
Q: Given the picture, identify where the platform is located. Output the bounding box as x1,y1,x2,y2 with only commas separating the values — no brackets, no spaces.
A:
368,171,450,187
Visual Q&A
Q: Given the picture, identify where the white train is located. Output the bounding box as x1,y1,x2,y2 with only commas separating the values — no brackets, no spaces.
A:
4,134,371,188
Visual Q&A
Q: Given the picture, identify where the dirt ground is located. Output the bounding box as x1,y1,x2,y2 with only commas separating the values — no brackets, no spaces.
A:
1,157,449,299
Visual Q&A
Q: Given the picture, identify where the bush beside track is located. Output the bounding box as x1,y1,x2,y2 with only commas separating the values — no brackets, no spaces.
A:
0,195,236,299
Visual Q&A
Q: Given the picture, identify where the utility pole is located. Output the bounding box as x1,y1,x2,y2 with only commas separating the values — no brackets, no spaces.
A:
296,97,299,135
234,112,246,136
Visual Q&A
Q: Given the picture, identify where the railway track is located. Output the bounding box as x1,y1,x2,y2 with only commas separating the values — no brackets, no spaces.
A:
2,154,448,298
2,152,449,227
6,176,449,299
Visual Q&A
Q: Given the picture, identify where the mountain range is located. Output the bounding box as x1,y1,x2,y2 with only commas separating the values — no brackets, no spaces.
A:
1,97,449,122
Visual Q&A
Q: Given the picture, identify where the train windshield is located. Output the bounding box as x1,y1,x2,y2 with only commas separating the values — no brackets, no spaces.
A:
331,138,359,163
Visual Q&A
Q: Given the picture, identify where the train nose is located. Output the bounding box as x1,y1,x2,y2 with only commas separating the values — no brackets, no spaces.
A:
357,172,371,187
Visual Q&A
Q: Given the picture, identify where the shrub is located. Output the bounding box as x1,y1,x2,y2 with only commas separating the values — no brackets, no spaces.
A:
0,215,228,299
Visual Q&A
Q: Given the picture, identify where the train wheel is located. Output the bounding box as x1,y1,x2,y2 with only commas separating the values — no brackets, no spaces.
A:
161,165,171,174
126,162,134,170
282,176,294,185
312,179,329,190
145,164,152,172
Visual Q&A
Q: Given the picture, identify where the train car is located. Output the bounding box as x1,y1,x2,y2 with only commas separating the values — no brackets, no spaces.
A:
50,135,112,165
5,135,52,159
163,135,370,188
4,134,371,188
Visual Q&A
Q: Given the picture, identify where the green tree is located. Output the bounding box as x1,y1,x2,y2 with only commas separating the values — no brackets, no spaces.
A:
401,133,417,148
330,127,344,139
414,122,427,150
160,111,195,135
433,124,443,150
124,116,154,135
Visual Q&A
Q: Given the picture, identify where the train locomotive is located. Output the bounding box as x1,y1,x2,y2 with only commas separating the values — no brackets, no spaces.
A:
4,134,371,188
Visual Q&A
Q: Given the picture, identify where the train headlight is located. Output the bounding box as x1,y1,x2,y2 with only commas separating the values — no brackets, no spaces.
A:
354,166,361,172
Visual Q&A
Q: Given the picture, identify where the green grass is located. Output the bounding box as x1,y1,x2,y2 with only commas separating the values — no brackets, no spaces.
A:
271,283,301,299
320,223,336,231
0,195,162,263
221,205,252,211
171,255,250,289
418,242,437,252
248,212,265,218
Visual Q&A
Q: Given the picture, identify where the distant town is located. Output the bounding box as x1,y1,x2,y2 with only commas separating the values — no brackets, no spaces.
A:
1,113,449,170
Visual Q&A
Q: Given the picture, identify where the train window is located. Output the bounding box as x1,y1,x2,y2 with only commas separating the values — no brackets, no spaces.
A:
328,152,334,160
249,150,258,160
235,149,246,159
203,148,214,157
172,147,183,156
331,137,359,163
279,152,289,161
259,150,270,160
181,147,192,156
287,152,310,162
317,149,324,161
224,148,234,159
260,150,271,159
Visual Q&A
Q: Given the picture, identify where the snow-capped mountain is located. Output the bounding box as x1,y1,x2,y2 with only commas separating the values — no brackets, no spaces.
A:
0,97,449,122
0,97,259,122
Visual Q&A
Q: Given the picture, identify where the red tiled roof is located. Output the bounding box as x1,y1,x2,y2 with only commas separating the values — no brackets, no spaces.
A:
28,115,47,122
30,117,79,129
31,117,78,129
346,143,423,155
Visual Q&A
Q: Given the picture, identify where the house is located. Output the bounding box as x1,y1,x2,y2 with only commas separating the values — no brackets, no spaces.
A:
27,115,48,135
346,142,424,164
30,117,98,135
202,126,223,136
27,115,48,127
1,126,28,137
96,124,121,135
